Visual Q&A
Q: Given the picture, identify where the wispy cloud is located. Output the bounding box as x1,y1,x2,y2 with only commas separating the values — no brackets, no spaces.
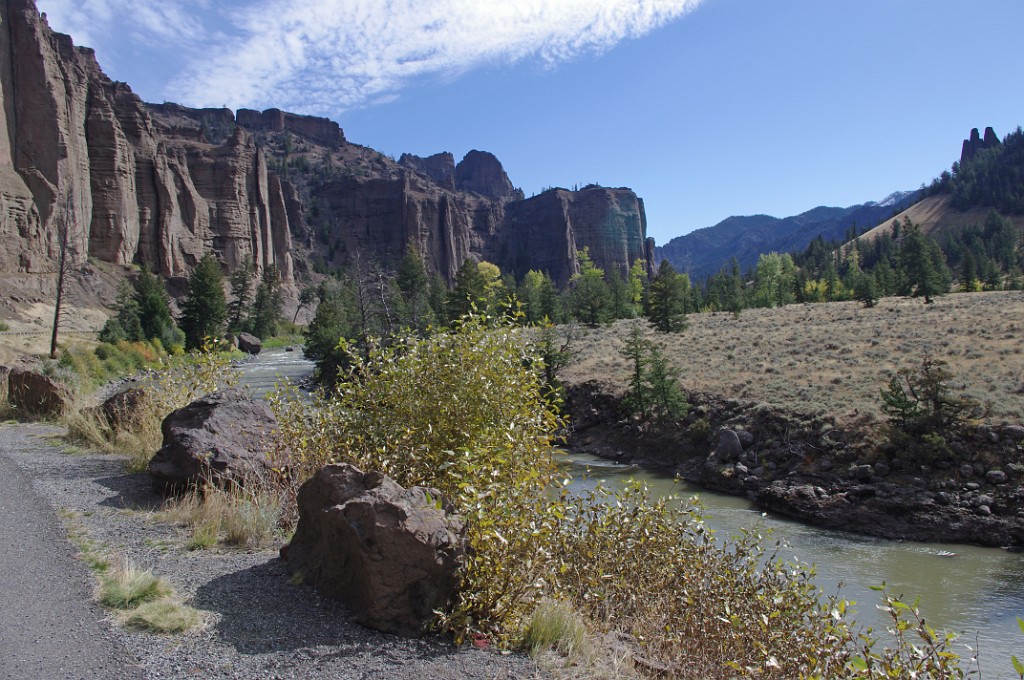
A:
38,0,210,50
39,0,703,115
173,0,703,114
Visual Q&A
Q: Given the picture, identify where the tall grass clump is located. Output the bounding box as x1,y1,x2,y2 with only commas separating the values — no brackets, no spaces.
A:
65,341,239,472
99,558,171,609
124,598,203,633
269,315,972,678
159,473,284,550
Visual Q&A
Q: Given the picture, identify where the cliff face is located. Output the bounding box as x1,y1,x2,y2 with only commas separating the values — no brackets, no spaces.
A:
0,0,651,304
0,0,295,289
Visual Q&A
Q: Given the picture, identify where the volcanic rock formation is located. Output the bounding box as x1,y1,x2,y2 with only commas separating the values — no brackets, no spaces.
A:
0,0,652,306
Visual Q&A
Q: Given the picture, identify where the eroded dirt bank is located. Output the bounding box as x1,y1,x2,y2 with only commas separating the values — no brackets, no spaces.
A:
564,381,1024,547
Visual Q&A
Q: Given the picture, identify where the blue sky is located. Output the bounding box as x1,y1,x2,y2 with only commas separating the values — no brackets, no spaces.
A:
38,0,1024,244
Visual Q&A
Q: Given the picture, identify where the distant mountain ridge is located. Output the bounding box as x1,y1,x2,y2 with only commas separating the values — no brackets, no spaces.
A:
655,191,920,279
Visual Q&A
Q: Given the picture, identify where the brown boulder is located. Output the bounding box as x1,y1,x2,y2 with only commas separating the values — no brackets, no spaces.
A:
7,368,71,417
283,463,466,636
148,389,282,491
100,386,148,431
236,332,262,355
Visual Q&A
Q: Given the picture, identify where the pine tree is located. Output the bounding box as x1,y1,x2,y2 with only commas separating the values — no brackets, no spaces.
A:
395,242,432,331
227,254,255,333
179,253,227,350
898,219,950,303
645,259,688,333
304,281,356,384
447,259,487,322
134,267,179,348
250,264,284,339
645,343,688,422
620,323,650,417
568,248,611,326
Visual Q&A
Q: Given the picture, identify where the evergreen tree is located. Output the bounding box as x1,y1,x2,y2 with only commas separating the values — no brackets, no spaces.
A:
135,267,183,349
395,242,432,331
606,267,633,320
645,259,688,333
960,250,979,291
898,219,950,303
620,323,650,417
250,264,284,339
179,253,227,350
519,270,560,324
854,273,879,308
99,279,142,344
447,258,487,322
227,254,255,333
644,343,688,422
567,248,611,326
304,281,356,384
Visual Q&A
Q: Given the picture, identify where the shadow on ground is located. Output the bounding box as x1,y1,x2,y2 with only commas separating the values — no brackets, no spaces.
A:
192,559,473,665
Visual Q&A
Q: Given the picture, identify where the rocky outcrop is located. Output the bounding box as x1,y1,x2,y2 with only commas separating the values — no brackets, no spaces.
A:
149,389,284,491
454,150,517,200
0,0,652,303
399,152,456,190
236,108,344,149
503,186,652,284
961,127,1001,166
283,463,466,636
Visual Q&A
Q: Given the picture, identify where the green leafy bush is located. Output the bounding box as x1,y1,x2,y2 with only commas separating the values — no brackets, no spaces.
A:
270,317,972,677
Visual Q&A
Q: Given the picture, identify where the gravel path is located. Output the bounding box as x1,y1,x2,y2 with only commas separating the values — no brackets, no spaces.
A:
0,425,143,680
0,423,543,679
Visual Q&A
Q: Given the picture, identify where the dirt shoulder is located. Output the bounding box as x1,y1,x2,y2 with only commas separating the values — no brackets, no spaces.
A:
0,423,541,680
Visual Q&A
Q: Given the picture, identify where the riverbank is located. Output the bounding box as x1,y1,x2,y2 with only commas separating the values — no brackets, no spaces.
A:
564,380,1024,548
0,423,541,679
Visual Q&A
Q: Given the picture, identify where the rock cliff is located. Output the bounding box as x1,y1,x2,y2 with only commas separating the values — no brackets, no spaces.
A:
0,0,295,292
960,126,1001,166
0,0,652,309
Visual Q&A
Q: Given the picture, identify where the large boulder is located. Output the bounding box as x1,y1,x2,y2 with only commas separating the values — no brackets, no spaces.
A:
237,332,262,355
283,464,466,636
715,429,743,461
100,386,148,431
148,389,283,491
7,368,71,417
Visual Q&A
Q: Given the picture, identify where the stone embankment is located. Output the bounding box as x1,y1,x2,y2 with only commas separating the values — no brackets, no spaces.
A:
565,381,1024,547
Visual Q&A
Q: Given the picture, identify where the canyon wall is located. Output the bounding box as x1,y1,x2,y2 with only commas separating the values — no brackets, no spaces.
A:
0,0,295,290
0,0,652,305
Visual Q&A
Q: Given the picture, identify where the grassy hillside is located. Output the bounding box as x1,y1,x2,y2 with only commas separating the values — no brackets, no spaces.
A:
859,194,1024,244
563,291,1024,427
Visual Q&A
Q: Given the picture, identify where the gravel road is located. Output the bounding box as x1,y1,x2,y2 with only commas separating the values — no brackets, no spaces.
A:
0,423,543,679
0,425,143,680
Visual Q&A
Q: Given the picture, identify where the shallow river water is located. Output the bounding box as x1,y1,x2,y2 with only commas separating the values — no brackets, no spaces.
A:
238,349,1024,676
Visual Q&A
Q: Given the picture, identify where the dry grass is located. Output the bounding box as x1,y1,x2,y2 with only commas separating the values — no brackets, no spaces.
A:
564,291,1024,427
159,482,284,550
124,598,204,634
98,558,172,609
524,598,588,657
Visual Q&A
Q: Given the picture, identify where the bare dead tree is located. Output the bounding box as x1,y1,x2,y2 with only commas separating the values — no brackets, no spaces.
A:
50,191,74,359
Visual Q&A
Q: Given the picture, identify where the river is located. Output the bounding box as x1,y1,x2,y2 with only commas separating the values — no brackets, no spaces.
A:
238,348,1024,676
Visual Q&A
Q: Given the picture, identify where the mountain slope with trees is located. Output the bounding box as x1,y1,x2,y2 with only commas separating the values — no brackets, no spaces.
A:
655,192,919,281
